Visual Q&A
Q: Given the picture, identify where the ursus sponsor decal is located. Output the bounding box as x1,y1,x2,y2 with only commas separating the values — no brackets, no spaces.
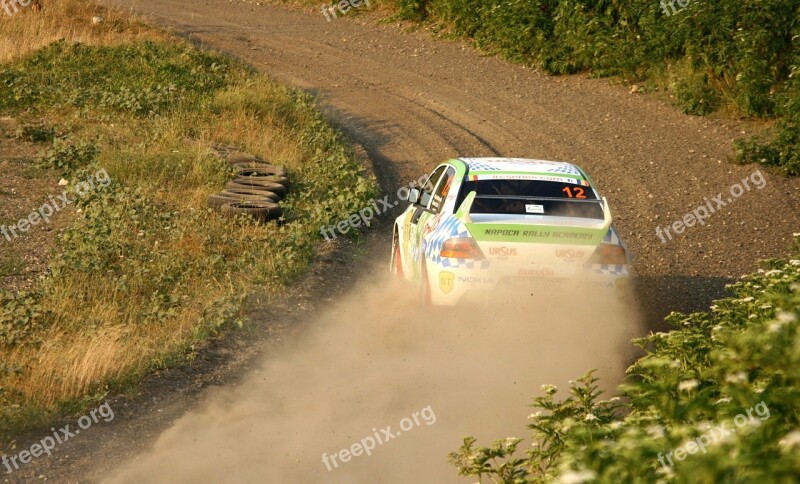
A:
489,247,517,257
555,248,586,261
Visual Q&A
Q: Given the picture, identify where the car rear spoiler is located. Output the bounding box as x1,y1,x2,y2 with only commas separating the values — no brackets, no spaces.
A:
455,190,613,231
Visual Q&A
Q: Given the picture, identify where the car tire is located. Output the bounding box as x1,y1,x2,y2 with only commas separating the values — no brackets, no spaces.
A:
233,163,287,177
227,155,262,166
223,186,281,200
391,236,404,279
227,179,287,197
419,261,432,306
207,192,276,208
221,201,283,222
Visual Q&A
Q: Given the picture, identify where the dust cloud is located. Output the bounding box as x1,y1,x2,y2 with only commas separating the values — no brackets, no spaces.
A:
105,265,642,483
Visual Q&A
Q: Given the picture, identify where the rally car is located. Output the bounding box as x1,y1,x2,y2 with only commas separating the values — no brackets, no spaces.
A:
390,157,631,305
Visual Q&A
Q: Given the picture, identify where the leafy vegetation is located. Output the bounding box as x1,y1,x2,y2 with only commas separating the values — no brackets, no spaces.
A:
0,8,376,439
392,0,800,175
450,237,800,482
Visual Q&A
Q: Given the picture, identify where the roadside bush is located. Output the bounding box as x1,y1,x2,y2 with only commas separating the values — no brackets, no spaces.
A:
450,237,800,481
40,137,99,174
14,123,57,143
0,291,48,348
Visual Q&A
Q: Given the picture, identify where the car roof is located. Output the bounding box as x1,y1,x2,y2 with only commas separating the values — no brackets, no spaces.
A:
455,157,585,178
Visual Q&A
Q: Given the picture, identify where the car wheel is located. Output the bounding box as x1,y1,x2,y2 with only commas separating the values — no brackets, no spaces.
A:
420,261,432,306
391,236,404,279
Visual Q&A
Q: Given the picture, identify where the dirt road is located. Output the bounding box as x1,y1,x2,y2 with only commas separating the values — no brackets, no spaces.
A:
7,1,800,482
106,0,799,319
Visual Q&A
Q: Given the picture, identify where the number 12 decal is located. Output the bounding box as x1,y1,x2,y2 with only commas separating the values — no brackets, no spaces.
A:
562,186,587,199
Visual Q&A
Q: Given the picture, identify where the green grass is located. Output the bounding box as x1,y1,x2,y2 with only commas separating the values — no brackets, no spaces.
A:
0,38,376,440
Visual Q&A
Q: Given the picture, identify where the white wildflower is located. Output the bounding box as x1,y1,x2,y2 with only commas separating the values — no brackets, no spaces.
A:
777,311,797,323
726,372,748,384
558,470,597,484
647,425,665,438
679,379,699,392
584,413,598,422
779,430,800,450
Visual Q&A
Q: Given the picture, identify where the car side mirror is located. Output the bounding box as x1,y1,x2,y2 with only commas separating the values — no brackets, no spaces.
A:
408,188,420,204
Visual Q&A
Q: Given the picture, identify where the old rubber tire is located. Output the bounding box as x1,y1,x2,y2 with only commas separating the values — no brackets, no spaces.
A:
207,192,275,208
235,173,290,188
228,179,287,197
233,163,287,176
221,201,283,222
227,154,262,166
222,186,281,200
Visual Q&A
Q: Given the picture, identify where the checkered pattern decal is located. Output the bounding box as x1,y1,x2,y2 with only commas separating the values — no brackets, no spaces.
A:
423,216,491,270
603,228,622,246
547,164,582,175
464,160,503,172
592,264,628,276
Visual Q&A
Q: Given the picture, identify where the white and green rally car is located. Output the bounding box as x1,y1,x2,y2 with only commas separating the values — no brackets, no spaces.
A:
390,157,631,305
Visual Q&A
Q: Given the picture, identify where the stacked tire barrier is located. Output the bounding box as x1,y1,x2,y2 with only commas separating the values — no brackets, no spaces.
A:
207,151,289,223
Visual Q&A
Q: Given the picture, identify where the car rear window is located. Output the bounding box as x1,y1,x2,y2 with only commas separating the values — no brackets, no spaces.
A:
459,179,604,219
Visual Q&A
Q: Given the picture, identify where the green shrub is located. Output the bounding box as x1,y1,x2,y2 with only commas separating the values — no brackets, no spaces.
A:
40,137,99,173
0,291,48,348
14,123,57,143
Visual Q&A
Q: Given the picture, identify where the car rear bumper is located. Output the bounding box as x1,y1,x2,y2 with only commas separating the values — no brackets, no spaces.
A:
427,262,631,306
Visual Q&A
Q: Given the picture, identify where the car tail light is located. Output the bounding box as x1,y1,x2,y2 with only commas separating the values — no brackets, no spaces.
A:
590,243,628,265
440,238,484,260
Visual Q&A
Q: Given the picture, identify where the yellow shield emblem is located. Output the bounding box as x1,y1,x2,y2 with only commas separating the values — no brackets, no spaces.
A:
439,271,455,295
